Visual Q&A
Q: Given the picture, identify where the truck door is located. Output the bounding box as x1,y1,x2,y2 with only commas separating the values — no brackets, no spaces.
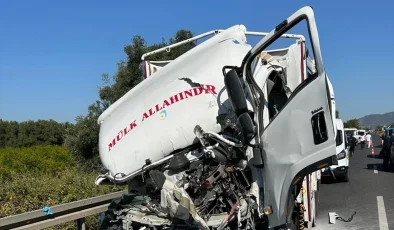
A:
242,6,337,228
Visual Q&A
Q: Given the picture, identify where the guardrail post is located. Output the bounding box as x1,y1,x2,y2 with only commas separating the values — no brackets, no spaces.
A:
76,217,86,230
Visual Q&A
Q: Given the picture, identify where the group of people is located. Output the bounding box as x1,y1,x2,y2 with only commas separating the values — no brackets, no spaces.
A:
346,132,373,156
360,132,373,149
347,130,394,170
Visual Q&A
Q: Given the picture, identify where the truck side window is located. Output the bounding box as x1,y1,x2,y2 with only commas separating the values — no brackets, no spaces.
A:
336,130,343,147
311,111,328,145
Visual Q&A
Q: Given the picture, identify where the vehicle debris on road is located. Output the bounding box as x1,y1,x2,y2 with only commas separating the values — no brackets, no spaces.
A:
328,211,356,224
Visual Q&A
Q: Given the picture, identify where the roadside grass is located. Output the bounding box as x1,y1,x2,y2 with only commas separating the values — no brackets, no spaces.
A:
0,145,116,229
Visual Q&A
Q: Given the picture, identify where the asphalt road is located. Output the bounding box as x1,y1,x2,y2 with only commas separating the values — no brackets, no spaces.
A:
315,134,393,230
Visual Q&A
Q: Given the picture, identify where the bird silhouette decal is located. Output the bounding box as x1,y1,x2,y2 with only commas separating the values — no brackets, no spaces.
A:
178,77,201,88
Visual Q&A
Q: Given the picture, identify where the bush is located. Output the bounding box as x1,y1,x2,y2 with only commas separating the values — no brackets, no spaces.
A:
0,146,115,229
0,145,74,176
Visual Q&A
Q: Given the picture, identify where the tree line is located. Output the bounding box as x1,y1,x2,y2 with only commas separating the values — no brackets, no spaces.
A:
0,119,73,148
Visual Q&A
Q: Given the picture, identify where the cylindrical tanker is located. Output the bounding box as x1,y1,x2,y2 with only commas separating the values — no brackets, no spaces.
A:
97,25,253,179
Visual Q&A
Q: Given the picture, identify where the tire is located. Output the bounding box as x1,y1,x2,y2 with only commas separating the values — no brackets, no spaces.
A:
343,168,350,182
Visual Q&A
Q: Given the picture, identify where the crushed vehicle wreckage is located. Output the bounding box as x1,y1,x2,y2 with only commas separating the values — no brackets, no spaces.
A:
100,144,263,230
96,6,338,230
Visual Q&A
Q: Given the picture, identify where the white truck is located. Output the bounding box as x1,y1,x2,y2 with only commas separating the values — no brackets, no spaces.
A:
95,6,338,230
322,119,350,182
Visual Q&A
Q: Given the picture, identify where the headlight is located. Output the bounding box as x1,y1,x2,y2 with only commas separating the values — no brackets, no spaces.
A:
336,150,346,160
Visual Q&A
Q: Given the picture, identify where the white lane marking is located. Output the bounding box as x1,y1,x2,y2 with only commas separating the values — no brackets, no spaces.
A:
374,165,378,174
377,196,389,230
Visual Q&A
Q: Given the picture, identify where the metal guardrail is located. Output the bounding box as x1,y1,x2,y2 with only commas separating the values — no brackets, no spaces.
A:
0,190,128,230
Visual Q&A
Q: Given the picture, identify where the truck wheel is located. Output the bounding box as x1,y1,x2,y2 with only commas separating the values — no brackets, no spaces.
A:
343,168,350,182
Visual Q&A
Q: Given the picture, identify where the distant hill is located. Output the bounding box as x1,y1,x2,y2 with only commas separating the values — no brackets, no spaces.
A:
358,111,394,129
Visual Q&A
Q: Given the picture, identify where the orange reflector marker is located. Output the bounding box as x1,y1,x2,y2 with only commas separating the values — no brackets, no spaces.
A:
293,177,302,185
318,163,328,169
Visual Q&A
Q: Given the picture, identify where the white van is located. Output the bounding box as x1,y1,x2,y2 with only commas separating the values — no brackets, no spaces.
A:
322,119,350,182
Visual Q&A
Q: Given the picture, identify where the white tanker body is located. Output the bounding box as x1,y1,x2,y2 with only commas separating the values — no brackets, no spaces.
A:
97,25,250,177
96,6,338,230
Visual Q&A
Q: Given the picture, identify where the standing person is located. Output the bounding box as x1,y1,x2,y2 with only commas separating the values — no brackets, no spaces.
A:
365,132,372,148
348,134,357,156
359,135,365,149
381,133,385,146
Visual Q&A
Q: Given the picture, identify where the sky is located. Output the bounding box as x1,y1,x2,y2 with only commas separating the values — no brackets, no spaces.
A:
0,0,393,123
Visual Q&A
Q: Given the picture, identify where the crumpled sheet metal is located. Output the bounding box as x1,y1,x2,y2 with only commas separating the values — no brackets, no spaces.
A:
161,172,209,229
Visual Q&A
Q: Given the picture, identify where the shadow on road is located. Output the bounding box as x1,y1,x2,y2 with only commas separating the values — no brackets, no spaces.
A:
365,163,394,173
321,176,345,184
366,154,383,159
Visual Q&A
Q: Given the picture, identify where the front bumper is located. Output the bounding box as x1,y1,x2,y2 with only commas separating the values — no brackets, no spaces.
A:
321,166,348,177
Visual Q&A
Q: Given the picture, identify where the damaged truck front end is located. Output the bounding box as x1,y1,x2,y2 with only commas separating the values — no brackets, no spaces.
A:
96,6,337,230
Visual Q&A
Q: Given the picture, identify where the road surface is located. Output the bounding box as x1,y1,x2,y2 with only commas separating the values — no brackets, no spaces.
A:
315,134,393,230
